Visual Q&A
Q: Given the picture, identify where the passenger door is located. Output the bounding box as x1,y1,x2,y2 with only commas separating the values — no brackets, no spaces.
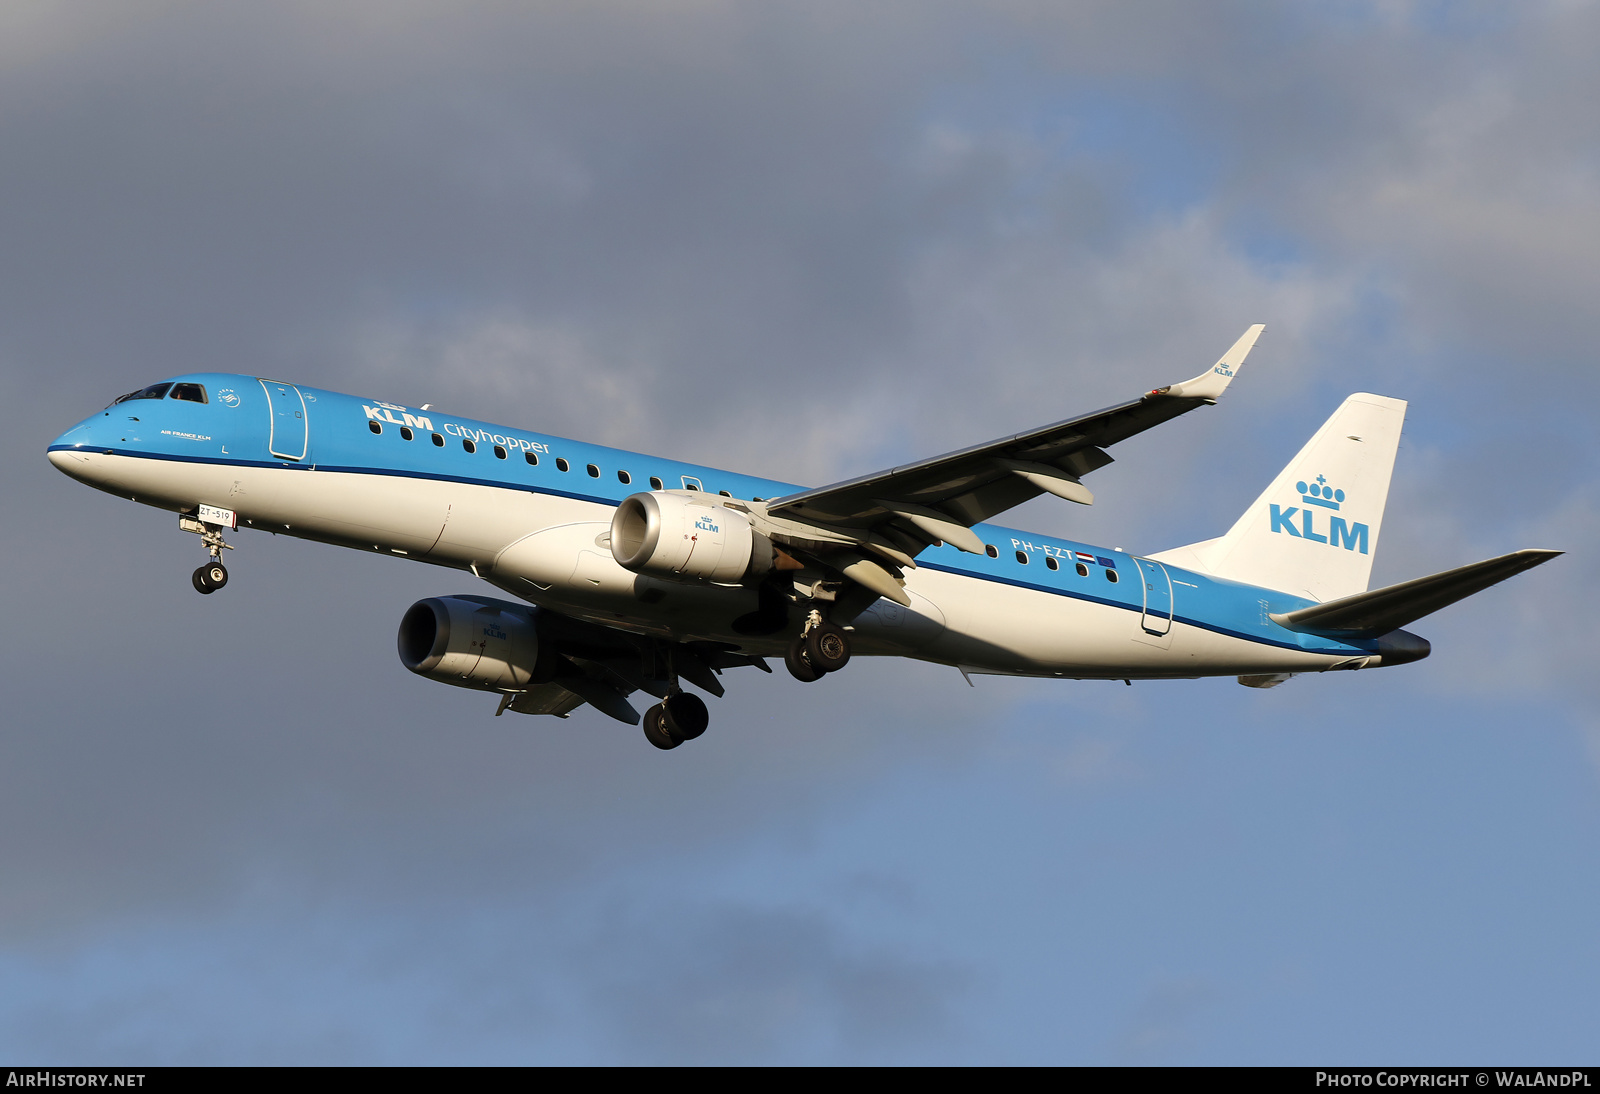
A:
259,379,308,461
1135,557,1174,638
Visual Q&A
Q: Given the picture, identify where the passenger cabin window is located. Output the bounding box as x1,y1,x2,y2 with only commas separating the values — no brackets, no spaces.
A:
682,476,702,491
432,433,444,446
111,383,172,406
400,426,414,441
525,452,538,466
462,438,476,454
168,383,207,404
1015,551,1028,565
718,490,732,498
618,470,631,485
1045,556,1059,571
586,463,600,478
1075,563,1089,577
1105,569,1119,583
984,545,998,559
368,421,382,434
494,445,507,460
649,476,663,490
556,458,570,472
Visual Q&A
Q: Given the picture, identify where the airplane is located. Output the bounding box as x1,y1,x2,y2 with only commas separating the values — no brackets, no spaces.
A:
47,326,1559,749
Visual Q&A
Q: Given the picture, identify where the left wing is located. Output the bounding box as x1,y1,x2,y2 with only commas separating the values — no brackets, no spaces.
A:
486,606,771,723
761,325,1264,567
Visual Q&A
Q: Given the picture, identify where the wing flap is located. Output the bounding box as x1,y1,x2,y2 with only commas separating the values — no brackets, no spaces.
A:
506,682,588,718
555,673,642,725
876,500,986,555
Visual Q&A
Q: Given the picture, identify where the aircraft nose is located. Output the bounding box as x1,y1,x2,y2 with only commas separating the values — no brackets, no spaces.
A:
47,417,104,481
47,444,97,485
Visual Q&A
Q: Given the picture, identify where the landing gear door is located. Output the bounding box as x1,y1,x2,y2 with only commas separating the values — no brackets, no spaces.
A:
1135,557,1174,637
260,379,308,461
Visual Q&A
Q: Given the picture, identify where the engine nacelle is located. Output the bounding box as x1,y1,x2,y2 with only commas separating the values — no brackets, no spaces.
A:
397,595,540,692
610,491,773,584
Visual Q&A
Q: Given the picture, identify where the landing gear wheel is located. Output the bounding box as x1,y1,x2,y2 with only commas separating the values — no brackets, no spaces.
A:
662,692,708,741
785,635,823,682
192,562,228,594
642,704,680,750
805,624,851,673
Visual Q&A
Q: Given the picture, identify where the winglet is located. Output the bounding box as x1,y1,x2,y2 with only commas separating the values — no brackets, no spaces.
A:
1158,324,1265,402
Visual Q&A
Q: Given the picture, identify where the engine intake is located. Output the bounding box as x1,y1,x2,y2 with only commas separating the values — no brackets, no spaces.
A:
398,595,540,691
611,491,773,584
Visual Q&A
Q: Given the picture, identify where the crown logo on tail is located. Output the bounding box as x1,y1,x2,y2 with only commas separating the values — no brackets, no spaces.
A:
1296,475,1345,511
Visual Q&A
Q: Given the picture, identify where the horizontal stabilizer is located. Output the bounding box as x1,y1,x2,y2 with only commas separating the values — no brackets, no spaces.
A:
1270,549,1561,639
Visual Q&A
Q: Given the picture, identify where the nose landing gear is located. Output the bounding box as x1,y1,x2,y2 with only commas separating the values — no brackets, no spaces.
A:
192,561,229,594
180,510,236,595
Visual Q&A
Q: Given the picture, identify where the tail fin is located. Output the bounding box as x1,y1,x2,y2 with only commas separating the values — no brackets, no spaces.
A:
1150,393,1407,602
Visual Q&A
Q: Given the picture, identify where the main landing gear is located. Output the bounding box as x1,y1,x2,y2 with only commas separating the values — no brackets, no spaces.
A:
785,610,851,683
642,691,710,751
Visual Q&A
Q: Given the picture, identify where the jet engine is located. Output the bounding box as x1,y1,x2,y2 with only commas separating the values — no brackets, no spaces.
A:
610,491,774,584
397,595,540,691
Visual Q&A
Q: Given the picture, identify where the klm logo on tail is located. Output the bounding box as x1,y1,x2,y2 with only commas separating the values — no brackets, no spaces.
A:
1269,475,1368,553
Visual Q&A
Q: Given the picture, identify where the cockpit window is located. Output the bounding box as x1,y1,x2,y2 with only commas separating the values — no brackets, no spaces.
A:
168,383,207,404
110,383,173,406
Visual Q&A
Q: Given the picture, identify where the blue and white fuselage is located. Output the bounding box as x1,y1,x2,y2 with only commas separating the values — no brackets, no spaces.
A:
48,338,1557,743
51,375,1394,673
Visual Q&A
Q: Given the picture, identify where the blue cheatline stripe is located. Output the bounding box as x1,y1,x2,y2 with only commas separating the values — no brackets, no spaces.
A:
315,463,612,506
53,446,1357,656
49,445,612,501
50,445,308,472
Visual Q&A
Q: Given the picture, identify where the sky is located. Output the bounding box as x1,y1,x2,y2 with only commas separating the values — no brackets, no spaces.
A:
2,0,1597,1064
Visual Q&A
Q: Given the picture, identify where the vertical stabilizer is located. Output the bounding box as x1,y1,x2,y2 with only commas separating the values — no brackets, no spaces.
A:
1150,394,1407,602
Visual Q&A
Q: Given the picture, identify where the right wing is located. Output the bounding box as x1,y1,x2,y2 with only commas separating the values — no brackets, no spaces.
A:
740,326,1264,607
767,325,1263,547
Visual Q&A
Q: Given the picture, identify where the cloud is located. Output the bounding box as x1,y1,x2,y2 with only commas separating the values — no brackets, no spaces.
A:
0,880,969,1064
3,0,1598,1064
579,902,969,1064
1112,976,1213,1063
